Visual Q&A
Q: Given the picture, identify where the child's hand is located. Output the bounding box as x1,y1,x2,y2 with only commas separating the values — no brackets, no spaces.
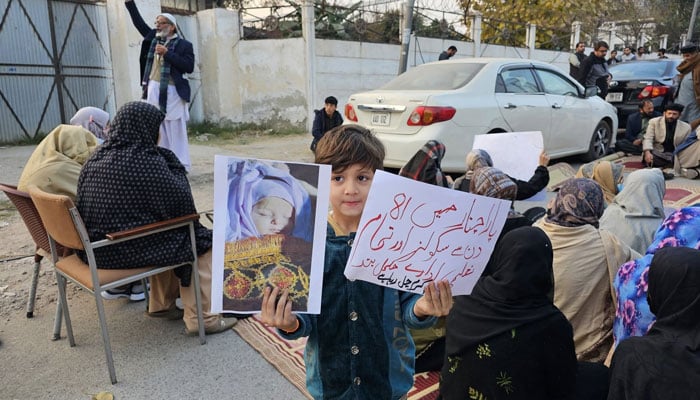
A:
413,280,453,319
259,286,298,332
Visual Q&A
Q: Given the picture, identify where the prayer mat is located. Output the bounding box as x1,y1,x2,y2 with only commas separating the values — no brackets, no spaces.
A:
547,162,577,191
233,315,440,399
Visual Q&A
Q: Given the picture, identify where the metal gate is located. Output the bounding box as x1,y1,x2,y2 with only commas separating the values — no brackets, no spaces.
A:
0,0,115,143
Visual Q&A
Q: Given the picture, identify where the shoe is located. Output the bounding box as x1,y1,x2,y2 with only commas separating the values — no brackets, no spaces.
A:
681,168,700,179
186,318,238,336
146,307,184,320
101,283,146,302
662,171,675,181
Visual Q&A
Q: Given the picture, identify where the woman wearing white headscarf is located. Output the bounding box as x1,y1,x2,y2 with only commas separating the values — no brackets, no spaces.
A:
599,168,666,254
69,106,110,141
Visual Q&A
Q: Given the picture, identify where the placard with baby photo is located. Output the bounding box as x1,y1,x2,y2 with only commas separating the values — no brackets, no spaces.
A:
211,156,330,314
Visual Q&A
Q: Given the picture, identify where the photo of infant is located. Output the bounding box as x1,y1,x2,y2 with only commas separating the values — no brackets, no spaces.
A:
213,158,326,313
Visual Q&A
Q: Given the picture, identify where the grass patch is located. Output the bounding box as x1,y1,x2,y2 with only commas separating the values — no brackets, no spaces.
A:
188,122,305,145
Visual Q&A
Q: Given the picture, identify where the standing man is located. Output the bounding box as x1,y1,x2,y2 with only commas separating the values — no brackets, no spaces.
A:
569,41,586,78
657,48,668,59
637,46,647,60
620,47,637,62
643,103,700,179
577,41,611,98
439,46,457,61
675,44,700,127
310,96,343,153
125,0,194,172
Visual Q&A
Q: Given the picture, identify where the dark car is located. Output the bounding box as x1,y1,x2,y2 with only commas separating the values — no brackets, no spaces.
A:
606,59,681,129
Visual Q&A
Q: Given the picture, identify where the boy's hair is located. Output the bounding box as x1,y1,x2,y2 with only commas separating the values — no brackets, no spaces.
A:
315,124,385,172
324,96,338,106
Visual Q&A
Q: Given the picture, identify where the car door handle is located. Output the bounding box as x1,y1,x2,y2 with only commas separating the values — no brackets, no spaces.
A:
504,103,517,109
551,103,562,109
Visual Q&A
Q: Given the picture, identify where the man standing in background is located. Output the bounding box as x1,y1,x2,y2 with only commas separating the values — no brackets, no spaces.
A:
569,41,586,78
125,0,195,172
310,96,343,153
439,46,457,60
676,44,700,128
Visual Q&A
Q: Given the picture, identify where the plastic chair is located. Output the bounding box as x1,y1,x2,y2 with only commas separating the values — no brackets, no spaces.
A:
0,183,67,324
28,186,206,384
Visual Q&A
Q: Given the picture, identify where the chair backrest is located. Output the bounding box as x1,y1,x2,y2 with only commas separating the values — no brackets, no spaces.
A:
1,182,54,254
27,186,86,251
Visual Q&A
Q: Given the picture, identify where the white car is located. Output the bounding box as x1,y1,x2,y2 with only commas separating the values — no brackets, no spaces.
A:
344,58,619,173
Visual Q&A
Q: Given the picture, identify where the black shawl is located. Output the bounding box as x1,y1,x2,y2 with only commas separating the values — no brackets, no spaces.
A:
446,226,562,354
76,101,211,285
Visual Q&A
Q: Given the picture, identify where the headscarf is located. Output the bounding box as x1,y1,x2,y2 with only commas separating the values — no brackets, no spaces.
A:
599,168,666,254
575,160,623,203
613,207,700,346
446,226,563,352
398,140,449,187
17,124,97,200
69,107,110,140
465,149,494,179
546,178,605,228
469,166,517,201
76,101,209,285
608,246,700,400
226,159,312,242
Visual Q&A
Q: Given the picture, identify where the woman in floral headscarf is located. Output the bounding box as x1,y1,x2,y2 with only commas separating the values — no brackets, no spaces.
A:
534,178,639,362
612,207,700,348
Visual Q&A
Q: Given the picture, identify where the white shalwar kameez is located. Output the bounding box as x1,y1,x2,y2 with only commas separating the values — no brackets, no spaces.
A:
146,80,191,172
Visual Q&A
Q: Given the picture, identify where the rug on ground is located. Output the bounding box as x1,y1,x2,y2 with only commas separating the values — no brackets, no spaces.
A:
233,315,440,400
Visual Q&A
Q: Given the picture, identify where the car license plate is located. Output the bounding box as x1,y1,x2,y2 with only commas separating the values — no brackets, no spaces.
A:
371,112,390,126
606,92,623,102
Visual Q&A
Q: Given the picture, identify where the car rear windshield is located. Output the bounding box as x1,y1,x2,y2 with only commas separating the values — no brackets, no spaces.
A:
380,63,486,90
609,61,679,78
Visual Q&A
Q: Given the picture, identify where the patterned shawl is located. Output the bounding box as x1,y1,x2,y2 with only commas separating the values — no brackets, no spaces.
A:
546,178,604,228
76,101,210,285
143,35,180,113
398,140,449,187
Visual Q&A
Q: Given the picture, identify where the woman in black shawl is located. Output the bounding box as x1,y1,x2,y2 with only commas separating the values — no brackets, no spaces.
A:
76,101,235,335
608,246,700,399
441,226,577,399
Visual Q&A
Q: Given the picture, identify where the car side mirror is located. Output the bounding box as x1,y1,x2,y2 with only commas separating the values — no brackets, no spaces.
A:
584,86,598,98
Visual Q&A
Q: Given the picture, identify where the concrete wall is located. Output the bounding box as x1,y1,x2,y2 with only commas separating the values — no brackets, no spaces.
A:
109,2,576,131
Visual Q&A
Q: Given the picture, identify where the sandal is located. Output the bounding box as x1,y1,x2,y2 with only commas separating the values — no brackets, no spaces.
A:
186,318,238,336
682,168,700,179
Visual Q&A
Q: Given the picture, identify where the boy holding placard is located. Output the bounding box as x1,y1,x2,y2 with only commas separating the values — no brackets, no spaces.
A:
260,125,453,399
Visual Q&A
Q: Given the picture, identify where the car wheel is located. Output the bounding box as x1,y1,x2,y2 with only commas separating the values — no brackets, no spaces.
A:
582,121,612,162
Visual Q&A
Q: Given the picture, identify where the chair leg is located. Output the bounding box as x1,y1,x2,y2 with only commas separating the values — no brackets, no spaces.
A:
192,260,206,345
55,274,75,346
52,299,62,341
26,256,41,318
94,290,118,384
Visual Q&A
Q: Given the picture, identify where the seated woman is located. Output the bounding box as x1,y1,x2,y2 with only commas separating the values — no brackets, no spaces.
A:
574,160,624,204
599,168,666,254
608,247,700,399
534,178,639,362
223,159,313,312
398,140,451,188
441,226,577,399
76,101,235,335
612,207,700,347
70,106,111,142
18,125,97,200
453,148,550,201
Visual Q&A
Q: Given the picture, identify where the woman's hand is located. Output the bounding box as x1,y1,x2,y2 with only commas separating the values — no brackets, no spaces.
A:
260,286,298,332
413,280,453,319
538,150,550,167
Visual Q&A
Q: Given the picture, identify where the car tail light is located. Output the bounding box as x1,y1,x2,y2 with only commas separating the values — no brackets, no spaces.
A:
345,104,358,122
638,85,669,99
407,106,456,126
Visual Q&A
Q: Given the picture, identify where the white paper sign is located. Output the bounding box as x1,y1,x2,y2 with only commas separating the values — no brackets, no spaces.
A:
344,170,510,296
211,156,330,314
472,131,545,201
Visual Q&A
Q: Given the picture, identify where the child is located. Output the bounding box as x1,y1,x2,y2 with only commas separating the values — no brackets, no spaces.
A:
261,124,453,399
